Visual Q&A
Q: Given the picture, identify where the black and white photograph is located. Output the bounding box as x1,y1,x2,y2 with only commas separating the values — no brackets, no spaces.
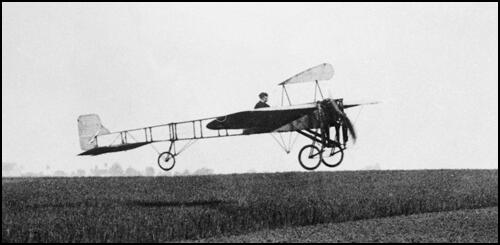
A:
2,2,498,243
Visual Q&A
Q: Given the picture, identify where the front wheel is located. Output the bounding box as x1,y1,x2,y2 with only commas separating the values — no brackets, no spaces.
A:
157,152,176,171
298,144,322,171
321,144,344,168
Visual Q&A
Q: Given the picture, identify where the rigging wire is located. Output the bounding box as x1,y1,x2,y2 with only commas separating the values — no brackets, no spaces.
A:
287,131,293,152
270,133,288,152
353,105,365,125
108,133,121,146
149,143,161,154
127,131,162,154
278,132,289,153
290,130,301,151
177,139,198,155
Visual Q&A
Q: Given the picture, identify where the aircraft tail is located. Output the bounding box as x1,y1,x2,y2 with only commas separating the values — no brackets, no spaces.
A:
77,114,110,150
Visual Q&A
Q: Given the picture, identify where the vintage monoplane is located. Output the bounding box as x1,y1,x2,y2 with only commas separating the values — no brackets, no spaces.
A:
77,63,377,171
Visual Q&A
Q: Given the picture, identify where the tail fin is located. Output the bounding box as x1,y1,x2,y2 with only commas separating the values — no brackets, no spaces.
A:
77,114,110,151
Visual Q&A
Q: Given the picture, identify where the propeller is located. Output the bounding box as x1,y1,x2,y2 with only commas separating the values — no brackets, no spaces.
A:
322,92,379,143
328,99,357,142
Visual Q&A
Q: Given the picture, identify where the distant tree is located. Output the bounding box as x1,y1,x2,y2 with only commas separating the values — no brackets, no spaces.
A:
156,170,172,177
90,165,108,176
90,166,99,176
192,167,214,176
108,163,124,176
125,167,142,176
2,162,21,176
173,170,191,176
144,167,155,176
75,169,86,176
53,170,67,176
22,171,44,177
362,163,381,170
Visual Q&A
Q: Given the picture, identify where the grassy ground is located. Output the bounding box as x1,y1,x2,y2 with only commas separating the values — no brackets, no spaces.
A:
2,169,498,242
186,207,498,243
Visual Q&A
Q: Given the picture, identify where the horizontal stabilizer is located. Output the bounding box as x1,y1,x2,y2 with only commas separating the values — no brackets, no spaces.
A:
78,142,151,156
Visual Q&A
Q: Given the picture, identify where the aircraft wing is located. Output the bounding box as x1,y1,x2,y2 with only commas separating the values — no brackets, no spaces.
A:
206,104,317,133
278,63,334,85
343,101,380,109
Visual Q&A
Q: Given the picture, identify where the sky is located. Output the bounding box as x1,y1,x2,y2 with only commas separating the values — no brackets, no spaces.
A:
2,3,498,175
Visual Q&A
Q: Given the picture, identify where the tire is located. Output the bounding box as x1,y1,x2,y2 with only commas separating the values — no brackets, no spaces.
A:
157,151,176,171
321,144,344,168
298,144,322,171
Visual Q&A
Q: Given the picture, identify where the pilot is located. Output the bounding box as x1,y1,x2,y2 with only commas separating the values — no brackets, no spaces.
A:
254,92,270,109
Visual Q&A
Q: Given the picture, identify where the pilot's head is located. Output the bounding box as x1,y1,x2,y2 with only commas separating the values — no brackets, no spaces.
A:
259,92,268,103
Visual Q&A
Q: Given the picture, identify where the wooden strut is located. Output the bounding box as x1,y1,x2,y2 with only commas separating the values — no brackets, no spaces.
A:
295,129,336,147
315,81,324,99
282,85,292,105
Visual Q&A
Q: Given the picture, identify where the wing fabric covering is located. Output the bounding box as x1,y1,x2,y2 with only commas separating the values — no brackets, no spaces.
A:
206,106,318,134
278,63,334,85
78,114,111,151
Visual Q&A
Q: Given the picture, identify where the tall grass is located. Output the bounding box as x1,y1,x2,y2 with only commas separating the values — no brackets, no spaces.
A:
2,169,498,242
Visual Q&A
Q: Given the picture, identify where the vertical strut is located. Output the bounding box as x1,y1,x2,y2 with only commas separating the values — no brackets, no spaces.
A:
281,86,285,106
282,85,292,105
192,121,196,138
199,120,203,138
173,123,178,140
314,81,317,101
316,81,324,99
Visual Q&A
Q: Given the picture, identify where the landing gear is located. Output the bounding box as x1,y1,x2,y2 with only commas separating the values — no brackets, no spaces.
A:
320,143,344,168
298,144,322,170
297,143,344,170
157,151,175,171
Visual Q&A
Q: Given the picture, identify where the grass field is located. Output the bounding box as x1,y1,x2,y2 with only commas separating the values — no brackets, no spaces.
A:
2,169,498,242
187,207,498,242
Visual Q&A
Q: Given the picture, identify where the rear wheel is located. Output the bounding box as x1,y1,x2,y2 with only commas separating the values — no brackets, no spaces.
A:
321,144,344,168
298,144,322,170
158,152,175,171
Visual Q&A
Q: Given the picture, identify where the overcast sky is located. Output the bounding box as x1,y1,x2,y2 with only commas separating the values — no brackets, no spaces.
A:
2,3,498,175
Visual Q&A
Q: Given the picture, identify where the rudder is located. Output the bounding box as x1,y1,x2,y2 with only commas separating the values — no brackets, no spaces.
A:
77,114,110,151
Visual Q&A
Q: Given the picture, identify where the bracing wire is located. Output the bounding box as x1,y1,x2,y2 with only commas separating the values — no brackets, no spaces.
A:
287,131,293,152
108,133,121,146
290,131,301,151
270,133,288,152
353,105,365,125
177,139,198,155
149,143,161,154
349,105,365,151
278,132,288,152
127,131,161,154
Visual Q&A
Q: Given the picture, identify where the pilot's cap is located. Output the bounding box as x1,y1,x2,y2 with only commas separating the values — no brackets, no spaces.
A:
259,92,268,99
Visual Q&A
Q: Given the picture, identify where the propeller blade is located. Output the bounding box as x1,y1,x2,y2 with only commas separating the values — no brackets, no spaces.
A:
343,115,357,142
329,100,357,142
